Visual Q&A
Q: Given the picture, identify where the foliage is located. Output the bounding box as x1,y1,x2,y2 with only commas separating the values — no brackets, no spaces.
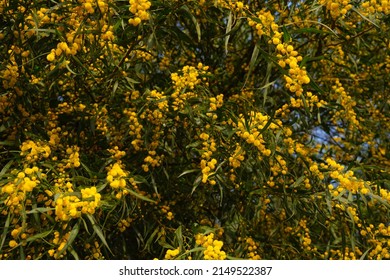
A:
0,0,389,260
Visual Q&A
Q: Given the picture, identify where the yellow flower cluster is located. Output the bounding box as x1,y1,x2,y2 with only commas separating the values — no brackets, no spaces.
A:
229,144,245,169
319,0,353,19
309,162,326,180
290,91,327,109
206,94,224,120
361,0,390,16
245,237,261,260
46,41,80,62
270,155,288,176
142,150,164,172
199,132,218,184
83,0,96,14
247,9,281,40
209,94,224,111
330,79,359,129
100,24,115,41
63,146,81,169
159,54,171,70
48,231,70,259
106,163,128,189
128,0,151,26
118,217,133,232
94,105,109,135
361,223,390,259
325,158,370,196
296,219,313,252
56,102,87,114
171,64,209,111
379,188,390,203
276,44,310,96
48,127,62,146
195,233,226,260
132,49,153,61
234,111,272,157
164,247,180,259
1,64,19,89
123,109,143,151
200,158,218,185
85,241,104,259
108,146,126,160
8,224,31,248
346,206,360,223
233,1,246,12
248,9,314,103
142,89,169,124
20,140,51,162
325,246,363,260
0,94,12,116
55,195,81,221
149,89,169,109
161,205,174,220
1,167,40,213
54,187,101,221
106,162,137,199
228,90,255,105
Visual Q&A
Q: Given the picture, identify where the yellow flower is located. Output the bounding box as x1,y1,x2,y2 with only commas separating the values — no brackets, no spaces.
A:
47,52,55,62
9,240,18,248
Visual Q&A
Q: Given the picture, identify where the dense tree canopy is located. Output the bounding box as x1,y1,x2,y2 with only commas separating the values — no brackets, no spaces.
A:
0,0,389,260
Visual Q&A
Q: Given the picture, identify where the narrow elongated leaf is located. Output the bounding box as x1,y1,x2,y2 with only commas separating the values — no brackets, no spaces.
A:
191,175,202,195
87,214,113,255
351,7,380,28
125,188,156,203
178,168,200,178
26,230,52,243
289,176,306,189
181,5,201,42
175,225,184,250
26,207,55,214
0,213,11,251
0,160,13,178
57,222,80,257
225,12,233,55
244,44,260,87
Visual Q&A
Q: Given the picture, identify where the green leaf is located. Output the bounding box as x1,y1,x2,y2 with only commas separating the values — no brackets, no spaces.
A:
0,212,11,251
57,222,80,257
69,247,80,260
360,246,373,260
281,25,291,42
26,230,53,243
178,168,200,178
191,175,202,195
371,194,390,208
351,7,380,28
289,176,306,189
175,225,184,250
144,227,160,252
244,44,260,87
0,160,13,178
26,207,55,214
125,187,156,203
180,5,201,42
124,76,140,84
185,141,201,149
225,11,233,55
291,27,331,35
87,214,113,255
